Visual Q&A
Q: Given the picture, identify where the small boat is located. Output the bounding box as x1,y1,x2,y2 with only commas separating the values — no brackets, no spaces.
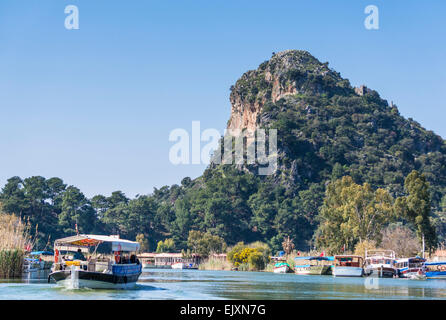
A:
24,251,54,272
408,270,427,280
364,250,397,278
424,261,446,279
273,262,291,273
395,257,427,279
48,234,142,289
332,255,364,277
294,256,333,275
171,262,198,270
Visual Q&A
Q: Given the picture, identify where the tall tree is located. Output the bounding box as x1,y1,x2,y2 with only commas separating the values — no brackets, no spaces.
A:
395,170,437,252
58,186,96,235
316,176,394,253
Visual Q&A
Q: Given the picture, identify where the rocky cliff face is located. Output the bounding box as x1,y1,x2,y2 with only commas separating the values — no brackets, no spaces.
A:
220,50,446,204
227,50,350,134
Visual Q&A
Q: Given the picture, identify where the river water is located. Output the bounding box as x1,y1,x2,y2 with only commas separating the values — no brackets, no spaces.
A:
1,268,445,300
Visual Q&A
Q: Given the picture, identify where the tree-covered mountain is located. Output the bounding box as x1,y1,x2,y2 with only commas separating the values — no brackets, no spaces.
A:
1,50,445,253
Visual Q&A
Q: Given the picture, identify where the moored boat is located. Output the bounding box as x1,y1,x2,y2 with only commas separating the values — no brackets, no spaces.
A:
332,255,364,277
24,251,54,272
364,250,397,278
48,234,142,289
171,262,199,270
294,256,333,275
424,261,446,279
395,257,427,279
273,262,291,273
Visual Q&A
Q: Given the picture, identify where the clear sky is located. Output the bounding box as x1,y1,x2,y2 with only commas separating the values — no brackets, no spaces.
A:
0,0,445,198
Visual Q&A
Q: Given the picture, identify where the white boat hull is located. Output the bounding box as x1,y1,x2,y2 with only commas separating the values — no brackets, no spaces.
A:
333,266,363,277
273,266,290,273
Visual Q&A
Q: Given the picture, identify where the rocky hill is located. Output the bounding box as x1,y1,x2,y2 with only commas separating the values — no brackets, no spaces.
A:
223,50,446,204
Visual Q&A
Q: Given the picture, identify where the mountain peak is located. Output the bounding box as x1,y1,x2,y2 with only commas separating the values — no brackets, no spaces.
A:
227,50,352,133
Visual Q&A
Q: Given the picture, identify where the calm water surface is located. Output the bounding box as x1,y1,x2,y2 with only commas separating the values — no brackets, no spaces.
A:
1,268,446,300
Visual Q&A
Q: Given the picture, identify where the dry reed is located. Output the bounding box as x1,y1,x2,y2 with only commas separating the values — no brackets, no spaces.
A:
0,213,34,278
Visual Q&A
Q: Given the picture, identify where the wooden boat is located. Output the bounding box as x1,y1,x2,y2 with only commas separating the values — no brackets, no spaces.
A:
273,262,291,273
48,234,142,289
424,261,446,279
332,255,364,277
364,250,397,278
294,256,333,275
395,257,427,279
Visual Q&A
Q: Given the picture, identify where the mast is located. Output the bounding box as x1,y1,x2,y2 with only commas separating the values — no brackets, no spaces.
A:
422,234,425,259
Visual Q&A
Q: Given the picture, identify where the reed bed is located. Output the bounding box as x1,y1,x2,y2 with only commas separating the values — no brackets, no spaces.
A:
0,213,33,278
199,256,232,271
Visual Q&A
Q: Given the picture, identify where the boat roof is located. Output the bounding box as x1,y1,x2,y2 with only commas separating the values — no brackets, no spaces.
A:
294,256,334,261
54,234,140,252
334,255,363,259
365,255,395,260
365,249,395,259
29,251,53,256
396,257,426,263
425,261,446,265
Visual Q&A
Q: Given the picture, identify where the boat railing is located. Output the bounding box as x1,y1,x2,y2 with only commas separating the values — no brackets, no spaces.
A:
365,249,396,260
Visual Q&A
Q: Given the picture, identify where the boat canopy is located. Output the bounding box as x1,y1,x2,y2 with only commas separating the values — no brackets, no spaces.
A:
54,234,140,252
294,256,334,261
30,251,53,256
396,257,426,263
425,261,446,266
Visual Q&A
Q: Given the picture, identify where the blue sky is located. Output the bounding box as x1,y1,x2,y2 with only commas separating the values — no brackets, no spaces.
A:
0,0,445,198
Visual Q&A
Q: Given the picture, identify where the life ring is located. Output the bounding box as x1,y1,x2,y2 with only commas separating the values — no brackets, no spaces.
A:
440,265,446,272
55,249,59,263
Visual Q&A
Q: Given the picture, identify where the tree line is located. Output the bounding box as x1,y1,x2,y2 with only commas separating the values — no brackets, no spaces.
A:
0,168,442,255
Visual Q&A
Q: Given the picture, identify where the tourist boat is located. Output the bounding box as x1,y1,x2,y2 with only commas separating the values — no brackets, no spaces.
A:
363,250,397,278
424,261,446,279
395,257,427,279
171,262,199,270
24,251,54,272
294,256,333,275
48,234,142,289
332,255,364,277
273,262,291,273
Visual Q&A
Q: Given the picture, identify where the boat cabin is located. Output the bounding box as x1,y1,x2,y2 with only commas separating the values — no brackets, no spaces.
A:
395,257,426,269
364,250,396,266
334,255,363,268
294,256,334,266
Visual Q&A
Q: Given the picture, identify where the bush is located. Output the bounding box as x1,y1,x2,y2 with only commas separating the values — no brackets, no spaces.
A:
248,251,265,271
227,242,246,265
227,241,270,270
